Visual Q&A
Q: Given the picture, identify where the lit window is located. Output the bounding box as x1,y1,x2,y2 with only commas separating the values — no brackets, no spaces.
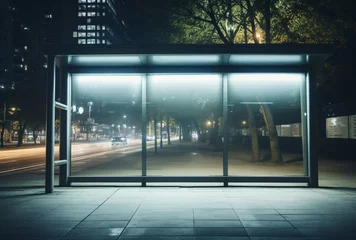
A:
78,12,86,17
87,32,95,37
87,12,96,17
22,57,24,62
103,0,106,2
102,12,105,16
43,64,48,68
102,25,106,30
102,32,105,36
97,12,100,16
24,46,27,50
78,32,86,37
97,25,100,29
79,5,86,10
73,31,78,37
78,25,86,30
87,39,95,44
24,65,28,71
45,14,52,18
87,25,95,30
78,39,86,44
88,0,96,2
97,39,101,44
87,18,91,23
102,39,105,44
78,0,86,3
97,32,100,36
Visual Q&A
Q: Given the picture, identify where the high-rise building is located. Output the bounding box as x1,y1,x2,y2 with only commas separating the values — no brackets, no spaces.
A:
73,0,130,45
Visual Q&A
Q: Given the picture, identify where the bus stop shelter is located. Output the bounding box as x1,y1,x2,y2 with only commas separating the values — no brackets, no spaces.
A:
45,44,333,193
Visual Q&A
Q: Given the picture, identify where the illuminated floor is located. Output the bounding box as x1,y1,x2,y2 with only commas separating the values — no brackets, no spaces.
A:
0,187,355,239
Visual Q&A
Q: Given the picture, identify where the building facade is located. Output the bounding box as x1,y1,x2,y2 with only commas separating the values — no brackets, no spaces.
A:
74,0,130,45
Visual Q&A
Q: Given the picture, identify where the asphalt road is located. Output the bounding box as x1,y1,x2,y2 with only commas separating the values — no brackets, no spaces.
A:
0,139,160,174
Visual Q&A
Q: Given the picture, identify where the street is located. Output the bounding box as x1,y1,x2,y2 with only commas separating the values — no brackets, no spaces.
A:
0,139,157,174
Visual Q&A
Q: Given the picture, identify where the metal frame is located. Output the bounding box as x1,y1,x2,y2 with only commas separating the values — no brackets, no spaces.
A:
45,56,71,193
45,45,332,192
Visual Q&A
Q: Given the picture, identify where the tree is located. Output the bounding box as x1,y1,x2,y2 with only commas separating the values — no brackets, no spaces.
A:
154,0,349,163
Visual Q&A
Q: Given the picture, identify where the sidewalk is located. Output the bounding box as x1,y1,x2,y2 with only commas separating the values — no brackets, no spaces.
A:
0,186,355,239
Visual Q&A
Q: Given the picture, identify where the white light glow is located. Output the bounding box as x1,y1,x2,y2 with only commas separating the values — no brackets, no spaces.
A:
149,74,221,90
73,75,142,87
229,55,304,65
73,56,141,65
229,73,304,84
151,55,220,65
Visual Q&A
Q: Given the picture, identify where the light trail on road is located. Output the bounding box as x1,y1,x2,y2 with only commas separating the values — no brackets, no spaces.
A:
0,139,165,175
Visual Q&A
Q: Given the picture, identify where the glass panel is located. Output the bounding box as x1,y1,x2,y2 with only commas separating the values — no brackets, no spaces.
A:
147,74,223,176
228,73,306,177
70,75,142,177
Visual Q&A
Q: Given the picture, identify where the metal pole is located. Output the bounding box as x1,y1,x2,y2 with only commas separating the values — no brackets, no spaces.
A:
59,63,68,187
222,74,229,186
307,70,318,187
301,74,308,176
141,75,147,186
45,55,56,193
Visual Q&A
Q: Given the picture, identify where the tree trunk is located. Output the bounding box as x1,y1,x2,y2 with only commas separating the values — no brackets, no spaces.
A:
154,113,158,153
179,122,182,142
259,103,283,163
209,115,219,145
193,118,203,142
246,0,260,44
264,0,271,44
167,116,171,145
182,120,191,141
246,105,260,161
33,131,37,145
17,121,27,147
0,122,4,148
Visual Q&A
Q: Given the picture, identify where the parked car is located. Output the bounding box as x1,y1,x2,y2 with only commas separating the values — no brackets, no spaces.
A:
111,136,128,145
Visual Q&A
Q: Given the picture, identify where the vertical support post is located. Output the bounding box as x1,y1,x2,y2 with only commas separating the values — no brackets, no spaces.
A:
59,63,69,187
67,74,72,185
45,55,56,193
222,74,229,186
307,70,318,187
154,111,157,153
300,74,308,176
141,75,147,186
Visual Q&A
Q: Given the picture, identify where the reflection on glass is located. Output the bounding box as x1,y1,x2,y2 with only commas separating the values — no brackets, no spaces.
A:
147,74,223,176
70,75,142,177
228,73,305,176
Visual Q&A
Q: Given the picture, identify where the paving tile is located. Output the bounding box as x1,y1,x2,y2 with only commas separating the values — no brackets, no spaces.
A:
194,220,243,228
297,228,356,237
244,228,302,237
194,210,238,220
249,238,306,240
282,215,332,221
119,236,196,240
76,220,128,228
127,220,194,228
85,213,134,221
241,220,293,228
194,227,247,236
234,209,278,215
65,227,124,237
122,227,195,236
237,214,285,221
195,237,249,240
